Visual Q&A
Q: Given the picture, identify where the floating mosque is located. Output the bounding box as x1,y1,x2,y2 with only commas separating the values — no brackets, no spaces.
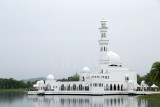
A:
28,19,159,95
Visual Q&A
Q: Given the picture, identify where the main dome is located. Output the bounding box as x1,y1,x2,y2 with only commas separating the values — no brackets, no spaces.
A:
107,51,121,65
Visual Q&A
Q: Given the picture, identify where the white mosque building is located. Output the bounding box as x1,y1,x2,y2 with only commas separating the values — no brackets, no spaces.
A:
28,19,138,95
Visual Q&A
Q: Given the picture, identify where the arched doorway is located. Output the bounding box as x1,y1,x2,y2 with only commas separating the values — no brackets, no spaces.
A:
67,84,70,91
114,84,116,91
85,84,89,91
79,84,82,91
117,84,120,90
110,84,112,91
106,84,109,90
61,84,65,91
47,84,51,91
121,84,123,91
73,84,76,91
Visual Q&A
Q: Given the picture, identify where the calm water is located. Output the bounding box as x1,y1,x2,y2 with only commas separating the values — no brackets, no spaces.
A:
0,91,159,107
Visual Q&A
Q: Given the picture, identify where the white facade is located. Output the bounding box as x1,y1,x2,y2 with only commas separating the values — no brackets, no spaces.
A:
29,19,138,95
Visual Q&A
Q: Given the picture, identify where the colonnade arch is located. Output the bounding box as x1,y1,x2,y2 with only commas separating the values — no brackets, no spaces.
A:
105,84,123,91
60,83,90,91
85,84,89,91
60,83,123,91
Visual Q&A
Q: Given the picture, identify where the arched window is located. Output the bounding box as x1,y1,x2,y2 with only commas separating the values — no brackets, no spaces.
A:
101,47,103,51
102,23,106,28
95,83,97,87
82,76,85,81
101,33,103,38
101,69,103,73
125,77,129,81
105,76,107,79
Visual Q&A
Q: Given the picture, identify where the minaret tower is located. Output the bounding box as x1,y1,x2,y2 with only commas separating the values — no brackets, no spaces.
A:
98,18,109,73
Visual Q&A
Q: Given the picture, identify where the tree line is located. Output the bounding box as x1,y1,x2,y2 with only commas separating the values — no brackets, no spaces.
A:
0,78,36,89
57,72,79,82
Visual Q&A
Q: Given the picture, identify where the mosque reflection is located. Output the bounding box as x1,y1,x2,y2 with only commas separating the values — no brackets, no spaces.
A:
27,95,148,107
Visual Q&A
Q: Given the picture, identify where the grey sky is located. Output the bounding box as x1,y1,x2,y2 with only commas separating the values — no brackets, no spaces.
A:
0,0,160,80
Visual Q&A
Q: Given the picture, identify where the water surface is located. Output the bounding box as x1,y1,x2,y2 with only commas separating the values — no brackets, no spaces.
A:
0,91,159,107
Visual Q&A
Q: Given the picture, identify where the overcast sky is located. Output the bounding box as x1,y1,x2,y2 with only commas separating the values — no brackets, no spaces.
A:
0,0,160,80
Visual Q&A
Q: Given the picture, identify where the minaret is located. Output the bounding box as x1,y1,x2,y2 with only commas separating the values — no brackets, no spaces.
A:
98,18,109,73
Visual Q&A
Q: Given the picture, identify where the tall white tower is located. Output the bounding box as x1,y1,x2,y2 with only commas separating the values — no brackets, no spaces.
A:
98,18,109,73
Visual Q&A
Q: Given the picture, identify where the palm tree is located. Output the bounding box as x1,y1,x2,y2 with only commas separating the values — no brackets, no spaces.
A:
150,62,160,83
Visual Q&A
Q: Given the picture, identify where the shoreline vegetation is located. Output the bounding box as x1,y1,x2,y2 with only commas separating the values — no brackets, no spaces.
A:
0,88,28,91
138,94,160,98
0,78,36,91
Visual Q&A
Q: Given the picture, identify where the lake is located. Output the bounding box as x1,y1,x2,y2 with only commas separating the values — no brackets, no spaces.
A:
0,91,159,107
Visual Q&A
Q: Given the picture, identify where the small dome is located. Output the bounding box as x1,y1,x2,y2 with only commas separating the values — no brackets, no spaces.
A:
82,67,90,72
37,80,44,84
47,74,54,80
107,51,121,65
36,81,40,84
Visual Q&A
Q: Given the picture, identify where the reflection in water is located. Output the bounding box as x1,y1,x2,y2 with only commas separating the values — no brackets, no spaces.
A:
1,92,159,107
0,91,26,104
27,95,148,107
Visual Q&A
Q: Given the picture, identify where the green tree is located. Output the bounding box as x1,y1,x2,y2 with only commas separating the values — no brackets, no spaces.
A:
150,62,160,84
142,73,152,86
137,74,142,85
